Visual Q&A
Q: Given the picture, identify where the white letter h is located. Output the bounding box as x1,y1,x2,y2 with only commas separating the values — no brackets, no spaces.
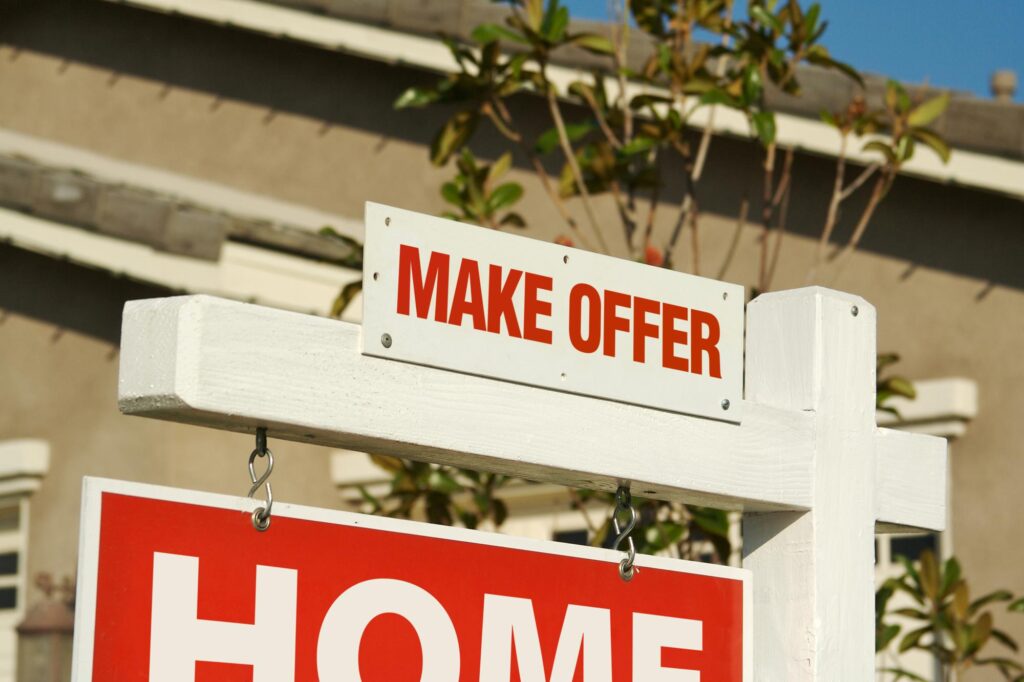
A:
149,552,297,682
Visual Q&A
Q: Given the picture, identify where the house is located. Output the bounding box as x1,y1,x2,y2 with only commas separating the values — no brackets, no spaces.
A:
0,0,1021,679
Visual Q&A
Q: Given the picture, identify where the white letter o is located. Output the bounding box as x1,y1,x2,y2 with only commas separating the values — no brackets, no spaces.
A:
317,578,460,681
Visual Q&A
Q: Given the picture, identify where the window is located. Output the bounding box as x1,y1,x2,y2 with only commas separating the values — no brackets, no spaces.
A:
0,505,21,612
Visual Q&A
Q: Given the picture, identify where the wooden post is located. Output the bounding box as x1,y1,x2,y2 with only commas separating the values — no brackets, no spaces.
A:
744,287,878,679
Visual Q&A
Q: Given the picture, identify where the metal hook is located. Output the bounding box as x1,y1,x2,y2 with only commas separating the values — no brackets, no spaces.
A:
247,427,273,531
612,485,637,581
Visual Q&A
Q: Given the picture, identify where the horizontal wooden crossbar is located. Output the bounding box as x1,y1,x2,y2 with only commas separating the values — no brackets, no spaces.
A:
118,296,944,528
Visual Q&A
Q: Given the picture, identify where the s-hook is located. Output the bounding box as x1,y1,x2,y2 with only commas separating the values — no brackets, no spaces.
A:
247,427,274,531
612,485,638,581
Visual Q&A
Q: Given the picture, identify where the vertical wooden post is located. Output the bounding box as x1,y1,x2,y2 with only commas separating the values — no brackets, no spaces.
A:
743,287,877,679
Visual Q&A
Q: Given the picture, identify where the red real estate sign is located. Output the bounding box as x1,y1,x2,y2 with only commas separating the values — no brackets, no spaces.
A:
73,478,750,681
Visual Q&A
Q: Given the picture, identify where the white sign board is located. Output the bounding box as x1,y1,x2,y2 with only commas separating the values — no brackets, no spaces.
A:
361,203,745,422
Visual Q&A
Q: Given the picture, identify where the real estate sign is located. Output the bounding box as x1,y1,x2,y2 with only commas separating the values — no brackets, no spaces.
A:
72,477,750,681
361,203,745,423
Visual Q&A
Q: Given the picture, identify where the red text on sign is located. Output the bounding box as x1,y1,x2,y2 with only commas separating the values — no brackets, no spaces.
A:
397,244,553,344
568,283,722,377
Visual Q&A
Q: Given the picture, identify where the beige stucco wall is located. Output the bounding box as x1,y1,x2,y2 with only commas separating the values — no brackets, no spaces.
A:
1,1,1023,675
0,308,343,595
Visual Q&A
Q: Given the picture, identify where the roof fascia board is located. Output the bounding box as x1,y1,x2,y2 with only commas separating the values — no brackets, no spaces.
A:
0,128,364,241
0,206,361,318
106,0,1024,200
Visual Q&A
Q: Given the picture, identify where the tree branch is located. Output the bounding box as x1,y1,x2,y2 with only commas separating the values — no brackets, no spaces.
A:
544,85,612,253
716,197,749,280
488,98,596,251
829,169,895,282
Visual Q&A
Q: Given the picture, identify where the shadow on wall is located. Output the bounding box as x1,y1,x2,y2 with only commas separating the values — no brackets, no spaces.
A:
0,244,174,344
2,0,1022,291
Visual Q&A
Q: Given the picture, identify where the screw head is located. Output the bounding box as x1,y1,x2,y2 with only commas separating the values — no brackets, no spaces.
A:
381,333,392,348
851,305,859,317
384,217,391,226
721,399,731,410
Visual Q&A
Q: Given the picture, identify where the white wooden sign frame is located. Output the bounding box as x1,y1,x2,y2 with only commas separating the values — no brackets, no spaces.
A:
118,284,947,678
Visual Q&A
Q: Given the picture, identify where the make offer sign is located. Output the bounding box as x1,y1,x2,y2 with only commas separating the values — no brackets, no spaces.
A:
72,478,750,681
361,203,745,423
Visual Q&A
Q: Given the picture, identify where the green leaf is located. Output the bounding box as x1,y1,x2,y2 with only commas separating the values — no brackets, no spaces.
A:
751,111,776,146
898,625,931,653
620,136,657,155
863,140,897,164
629,93,674,109
878,624,901,651
743,67,763,104
880,668,930,682
804,3,822,37
919,550,940,601
750,4,783,33
330,280,363,318
910,128,952,164
1009,597,1024,612
492,498,509,526
471,23,529,45
499,212,527,228
394,86,438,109
701,89,742,108
488,182,524,212
524,0,544,31
542,5,570,43
940,556,962,597
969,590,1013,616
886,377,916,400
534,121,593,155
991,628,1020,652
487,152,514,186
430,111,478,166
441,181,462,207
886,79,911,113
819,109,838,128
806,45,863,86
908,93,950,127
689,507,730,537
570,33,616,55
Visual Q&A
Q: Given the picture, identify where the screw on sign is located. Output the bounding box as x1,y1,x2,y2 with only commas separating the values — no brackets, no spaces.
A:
73,479,750,681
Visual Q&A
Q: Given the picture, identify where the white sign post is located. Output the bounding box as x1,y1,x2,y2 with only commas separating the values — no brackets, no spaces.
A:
116,204,947,680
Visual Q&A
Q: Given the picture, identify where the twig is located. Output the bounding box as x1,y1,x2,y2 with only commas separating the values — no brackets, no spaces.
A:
488,99,596,251
765,157,794,289
579,87,622,149
757,142,777,292
840,162,881,200
611,2,633,144
641,149,662,251
716,197,749,280
566,488,600,535
688,195,701,275
690,0,733,183
545,84,611,254
830,170,895,282
808,135,848,283
759,146,794,291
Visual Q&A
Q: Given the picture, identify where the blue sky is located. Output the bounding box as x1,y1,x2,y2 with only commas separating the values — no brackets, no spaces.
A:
563,1,1024,102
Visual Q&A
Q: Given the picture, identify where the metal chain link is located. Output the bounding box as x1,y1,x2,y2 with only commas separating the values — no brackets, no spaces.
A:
247,427,273,531
611,485,638,581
